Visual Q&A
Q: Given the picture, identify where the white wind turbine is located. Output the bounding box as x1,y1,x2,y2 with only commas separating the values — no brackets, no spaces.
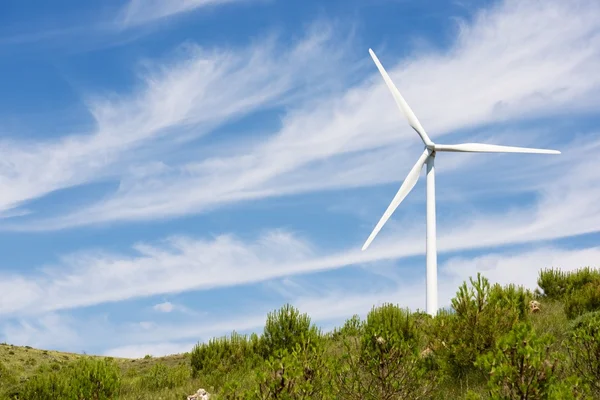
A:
362,48,561,316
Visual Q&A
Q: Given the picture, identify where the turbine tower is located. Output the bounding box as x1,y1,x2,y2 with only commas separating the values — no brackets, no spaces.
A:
362,48,561,317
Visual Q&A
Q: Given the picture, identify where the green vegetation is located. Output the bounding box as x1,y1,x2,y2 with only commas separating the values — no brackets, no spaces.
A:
1,267,599,399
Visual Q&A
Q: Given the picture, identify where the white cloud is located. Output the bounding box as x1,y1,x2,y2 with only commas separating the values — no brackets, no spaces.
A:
0,24,350,223
153,301,174,313
13,0,600,231
118,0,250,27
0,230,315,316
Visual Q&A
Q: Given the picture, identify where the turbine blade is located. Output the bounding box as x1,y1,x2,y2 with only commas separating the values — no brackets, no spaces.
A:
434,143,561,155
368,48,433,146
362,149,431,251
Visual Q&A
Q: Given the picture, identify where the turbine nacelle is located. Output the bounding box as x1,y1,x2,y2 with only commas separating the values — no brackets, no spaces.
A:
362,48,561,316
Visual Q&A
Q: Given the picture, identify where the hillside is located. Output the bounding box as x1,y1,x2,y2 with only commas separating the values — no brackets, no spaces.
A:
0,343,187,378
0,344,201,399
1,267,599,399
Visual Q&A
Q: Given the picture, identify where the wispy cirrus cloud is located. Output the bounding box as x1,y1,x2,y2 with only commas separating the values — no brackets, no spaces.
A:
0,24,351,221
0,230,314,316
2,137,600,319
117,0,254,27
0,0,249,53
10,0,599,232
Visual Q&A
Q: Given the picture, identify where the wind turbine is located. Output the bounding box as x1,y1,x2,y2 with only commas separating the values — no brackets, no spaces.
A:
362,48,561,317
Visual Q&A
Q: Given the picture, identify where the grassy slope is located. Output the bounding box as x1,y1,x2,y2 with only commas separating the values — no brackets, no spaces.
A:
0,343,188,377
0,344,207,399
0,344,81,379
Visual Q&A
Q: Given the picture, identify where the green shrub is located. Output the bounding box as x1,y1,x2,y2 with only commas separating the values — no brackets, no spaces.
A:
547,375,592,400
361,303,419,348
139,362,191,390
537,267,600,319
489,282,532,320
537,267,600,299
260,304,320,360
18,357,121,400
462,390,484,400
249,341,333,399
18,369,68,400
565,311,600,397
191,330,260,377
476,322,558,399
537,268,572,299
564,280,600,319
67,357,121,399
332,304,435,400
439,274,530,379
220,325,332,400
331,314,363,339
222,304,328,399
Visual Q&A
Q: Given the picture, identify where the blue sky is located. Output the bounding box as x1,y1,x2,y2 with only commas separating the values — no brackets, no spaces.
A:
1,0,599,357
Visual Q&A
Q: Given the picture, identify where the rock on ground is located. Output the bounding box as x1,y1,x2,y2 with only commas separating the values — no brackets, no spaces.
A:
529,300,541,313
187,388,210,400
